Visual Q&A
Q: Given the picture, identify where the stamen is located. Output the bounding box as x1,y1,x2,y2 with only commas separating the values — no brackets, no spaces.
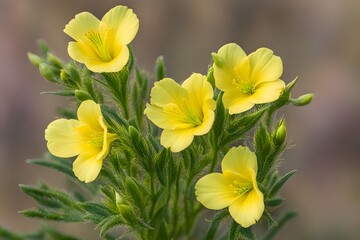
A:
85,28,112,62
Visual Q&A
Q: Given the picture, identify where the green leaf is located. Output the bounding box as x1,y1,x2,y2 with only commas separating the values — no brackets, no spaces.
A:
204,209,229,240
228,220,240,240
261,211,298,240
19,209,83,222
81,202,113,217
265,198,285,207
239,227,255,240
212,93,226,144
0,226,23,240
98,215,124,237
40,90,75,96
268,170,296,198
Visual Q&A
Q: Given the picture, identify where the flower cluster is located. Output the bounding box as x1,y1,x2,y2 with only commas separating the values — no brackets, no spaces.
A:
21,4,312,239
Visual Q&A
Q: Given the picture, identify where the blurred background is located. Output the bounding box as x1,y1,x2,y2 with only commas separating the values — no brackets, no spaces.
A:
1,0,360,239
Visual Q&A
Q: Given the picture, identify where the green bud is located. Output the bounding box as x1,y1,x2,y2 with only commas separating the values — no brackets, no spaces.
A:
275,123,287,144
37,39,49,56
125,177,142,206
75,90,92,101
207,66,215,88
27,52,43,68
128,126,140,143
117,204,136,224
47,52,62,68
60,69,71,82
290,93,314,106
155,55,165,81
39,63,60,82
211,53,223,67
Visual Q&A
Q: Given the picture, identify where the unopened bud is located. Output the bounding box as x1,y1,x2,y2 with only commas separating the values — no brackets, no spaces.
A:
211,53,224,67
27,52,43,68
275,123,287,144
207,66,215,88
39,63,60,82
290,93,313,106
155,56,165,81
118,204,136,224
47,52,62,68
75,90,92,101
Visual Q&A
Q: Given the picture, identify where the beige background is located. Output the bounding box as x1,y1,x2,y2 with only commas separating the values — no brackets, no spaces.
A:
1,0,360,239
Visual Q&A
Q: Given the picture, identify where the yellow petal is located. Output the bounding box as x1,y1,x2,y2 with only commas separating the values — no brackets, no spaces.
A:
97,116,117,160
64,12,100,41
45,119,82,158
83,44,129,73
182,73,214,107
77,100,102,131
195,173,239,210
102,6,139,45
194,108,215,135
249,48,283,85
67,41,98,65
228,169,264,228
213,43,250,92
144,103,194,130
222,146,258,176
73,153,103,183
222,89,254,114
250,79,285,104
160,128,195,152
149,78,188,107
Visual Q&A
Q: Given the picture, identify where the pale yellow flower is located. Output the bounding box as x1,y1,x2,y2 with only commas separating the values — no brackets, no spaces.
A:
195,146,264,228
64,5,139,73
144,73,216,152
45,100,116,183
212,43,285,114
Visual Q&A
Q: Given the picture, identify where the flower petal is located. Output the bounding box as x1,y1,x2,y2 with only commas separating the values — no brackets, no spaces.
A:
144,103,194,130
160,128,195,152
251,79,285,104
228,169,264,228
228,186,264,228
45,119,82,158
195,173,239,210
222,146,258,175
83,44,129,73
64,12,100,41
73,153,103,183
148,78,188,107
194,107,215,135
77,100,103,131
102,6,139,45
249,48,283,85
213,43,250,92
222,89,254,114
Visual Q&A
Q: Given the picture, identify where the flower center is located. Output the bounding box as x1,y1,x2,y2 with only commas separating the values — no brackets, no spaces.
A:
84,27,113,62
232,78,256,95
182,99,203,126
230,180,253,196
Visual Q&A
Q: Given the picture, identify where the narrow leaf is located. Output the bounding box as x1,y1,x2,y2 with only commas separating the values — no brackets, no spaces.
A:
268,170,296,197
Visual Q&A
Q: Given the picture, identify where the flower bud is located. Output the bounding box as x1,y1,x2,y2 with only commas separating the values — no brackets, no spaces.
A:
155,55,165,81
27,52,43,68
39,63,60,82
75,90,92,101
275,123,287,145
290,93,314,106
117,204,136,224
47,52,62,68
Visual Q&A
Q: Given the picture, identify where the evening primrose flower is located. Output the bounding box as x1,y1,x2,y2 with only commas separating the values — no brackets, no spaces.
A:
144,73,216,152
64,5,139,73
45,100,117,183
212,43,285,114
195,146,264,227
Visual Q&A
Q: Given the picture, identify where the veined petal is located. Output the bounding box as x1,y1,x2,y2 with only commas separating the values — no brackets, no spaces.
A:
228,188,264,228
213,43,250,91
195,173,239,210
97,116,117,160
160,128,195,153
149,78,188,107
84,44,129,73
182,73,214,108
64,12,100,41
73,153,103,183
194,108,215,135
45,119,82,158
222,89,254,114
222,146,258,176
250,79,285,104
144,103,194,130
249,48,283,85
77,100,103,131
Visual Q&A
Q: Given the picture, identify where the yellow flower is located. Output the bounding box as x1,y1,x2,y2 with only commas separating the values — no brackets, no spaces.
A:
45,100,117,183
144,73,216,152
195,146,264,228
212,43,285,114
64,5,139,73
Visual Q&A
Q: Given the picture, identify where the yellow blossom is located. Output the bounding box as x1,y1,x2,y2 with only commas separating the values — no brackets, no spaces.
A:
45,100,117,183
195,146,264,228
64,5,139,73
144,73,216,152
212,43,285,114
